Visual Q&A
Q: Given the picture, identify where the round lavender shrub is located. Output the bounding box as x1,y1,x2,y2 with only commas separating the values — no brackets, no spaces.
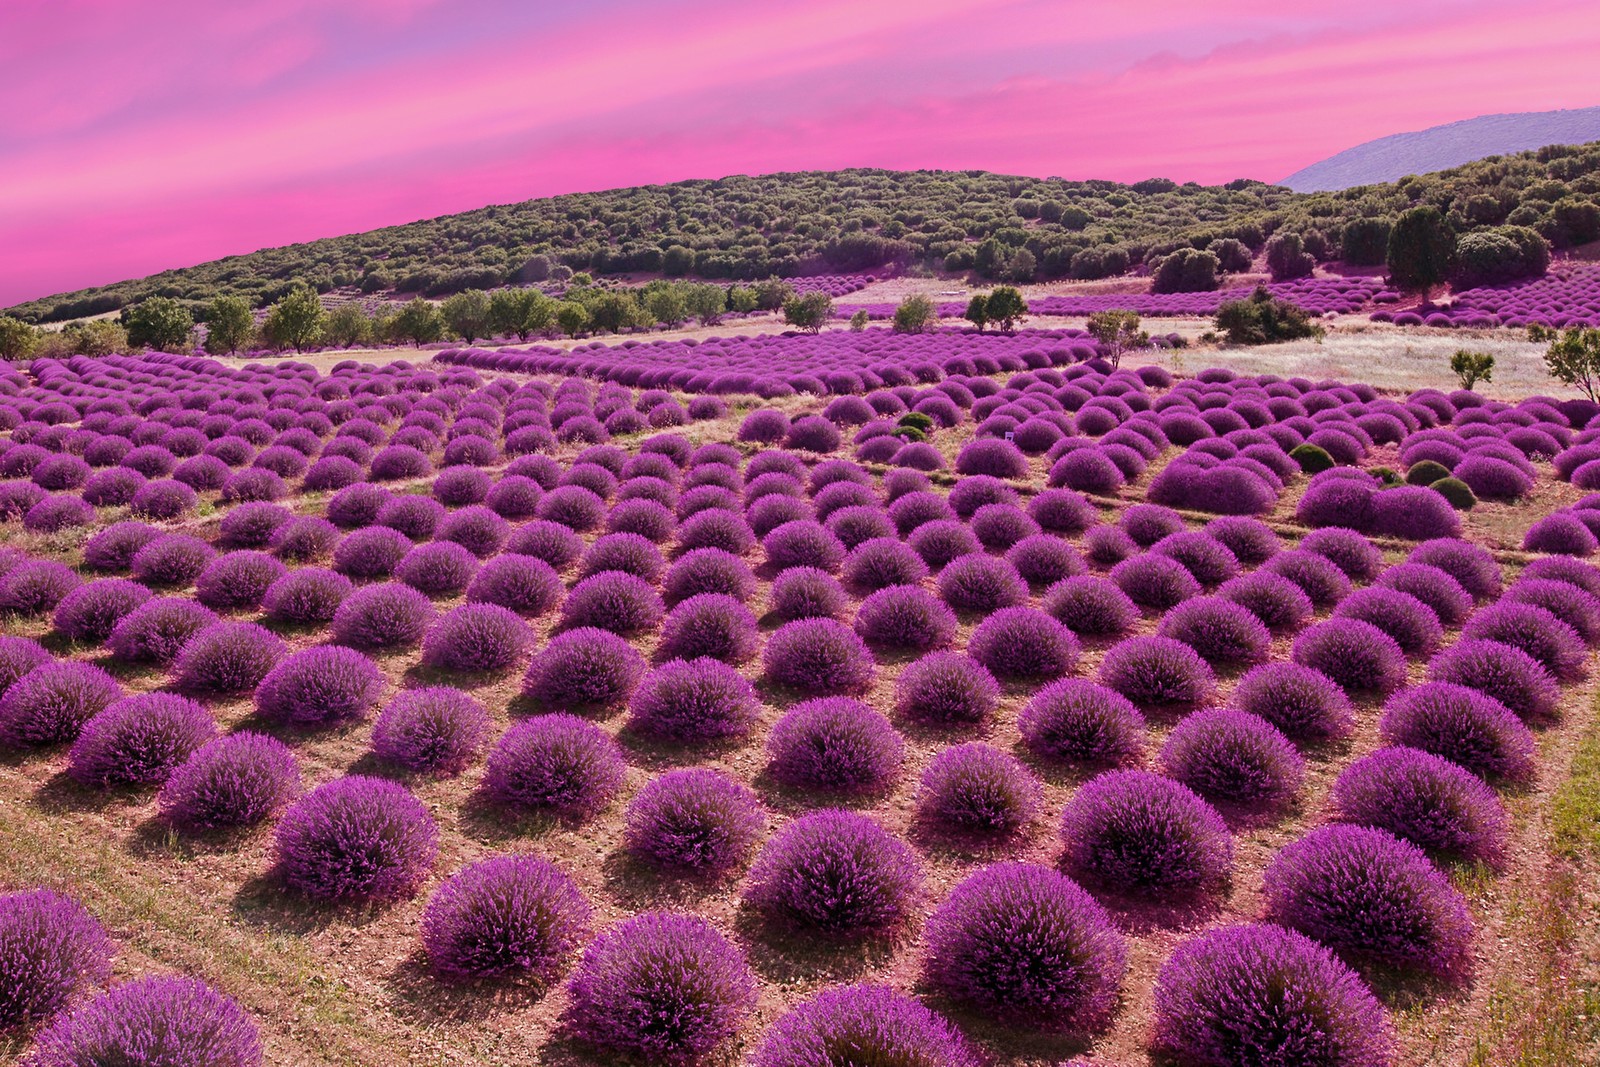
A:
1264,824,1474,978
1109,554,1202,611
331,582,437,651
1231,662,1354,744
853,584,957,652
968,606,1080,680
1042,575,1139,638
1007,534,1084,587
32,976,262,1067
80,467,145,507
1301,527,1384,581
662,548,754,604
1523,512,1599,556
169,609,283,691
622,768,764,874
107,598,217,665
194,551,286,611
377,495,444,541
83,522,161,572
421,854,590,981
563,912,755,1065
466,554,562,616
767,566,847,621
1150,923,1394,1067
0,637,49,701
158,732,300,830
1019,679,1146,766
917,742,1041,837
839,539,926,592
68,693,215,787
262,568,351,625
922,862,1125,1028
1160,709,1303,806
302,455,362,491
254,646,385,726
580,533,664,583
1291,619,1406,698
418,603,534,675
1059,769,1232,895
1380,682,1537,783
1263,549,1353,610
1505,576,1600,645
753,983,977,1067
767,698,904,792
274,775,438,900
1157,596,1271,666
763,520,846,574
52,579,152,644
1377,562,1473,626
560,571,664,637
1463,601,1587,682
0,561,80,618
270,516,340,563
627,658,759,742
905,519,980,569
394,541,478,598
523,628,646,713
1098,636,1215,708
537,485,607,532
370,687,490,775
1205,515,1281,565
1427,638,1561,721
739,409,789,444
128,479,198,521
657,594,758,665
1332,586,1443,659
23,495,96,535
937,553,1027,613
218,502,292,548
482,714,626,817
1409,539,1501,601
764,618,876,695
0,888,113,1030
1334,746,1509,863
745,810,920,935
893,651,1000,726
326,483,392,529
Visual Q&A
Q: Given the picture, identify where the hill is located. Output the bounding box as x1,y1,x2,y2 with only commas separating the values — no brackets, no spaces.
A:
1281,107,1600,192
8,139,1600,327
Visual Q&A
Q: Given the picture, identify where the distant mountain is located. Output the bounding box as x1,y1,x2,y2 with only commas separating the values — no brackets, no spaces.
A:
1281,107,1600,192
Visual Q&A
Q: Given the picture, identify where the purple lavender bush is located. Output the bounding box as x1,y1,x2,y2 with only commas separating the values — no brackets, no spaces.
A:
1333,746,1509,862
274,776,438,900
1058,770,1233,895
68,693,215,788
421,853,591,981
753,983,978,1067
32,976,262,1067
766,698,904,792
744,810,920,935
159,732,300,830
0,888,113,1030
622,768,764,874
482,714,626,818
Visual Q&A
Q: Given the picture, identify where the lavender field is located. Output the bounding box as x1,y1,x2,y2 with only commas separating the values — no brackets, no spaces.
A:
0,328,1594,1066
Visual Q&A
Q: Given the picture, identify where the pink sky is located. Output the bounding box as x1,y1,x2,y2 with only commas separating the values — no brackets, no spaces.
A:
4,0,1599,307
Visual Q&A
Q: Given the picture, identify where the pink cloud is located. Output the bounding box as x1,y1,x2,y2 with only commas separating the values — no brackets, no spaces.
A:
3,0,1597,306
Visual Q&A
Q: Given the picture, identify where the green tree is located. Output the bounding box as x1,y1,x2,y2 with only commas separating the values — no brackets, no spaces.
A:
390,297,445,346
783,292,832,333
1545,327,1600,401
586,290,645,333
1449,349,1494,391
753,278,794,311
647,287,689,327
262,285,327,352
1386,206,1456,305
441,289,492,343
1150,249,1220,294
727,286,758,313
849,309,869,331
323,303,373,348
1085,310,1148,368
892,294,936,334
1264,232,1315,281
685,284,726,326
489,288,554,341
555,301,591,337
122,296,194,351
202,295,254,355
65,321,126,357
0,317,38,360
964,294,989,332
984,286,1027,332
1215,288,1321,345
